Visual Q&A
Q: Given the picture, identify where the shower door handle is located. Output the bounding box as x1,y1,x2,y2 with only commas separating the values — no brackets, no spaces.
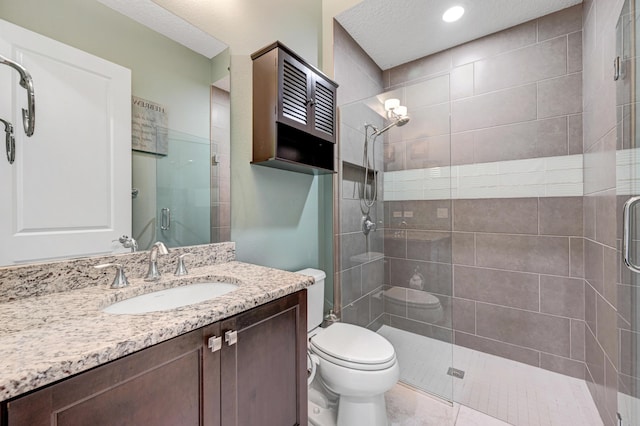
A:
623,196,640,273
160,208,171,231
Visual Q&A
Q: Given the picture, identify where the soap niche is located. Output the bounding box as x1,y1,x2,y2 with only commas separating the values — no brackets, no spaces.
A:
342,161,379,200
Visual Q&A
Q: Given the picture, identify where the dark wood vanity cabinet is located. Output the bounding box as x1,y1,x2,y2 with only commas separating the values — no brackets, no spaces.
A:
252,41,338,175
221,289,308,426
2,291,307,426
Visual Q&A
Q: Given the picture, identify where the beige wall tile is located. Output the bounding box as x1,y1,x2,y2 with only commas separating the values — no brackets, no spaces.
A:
538,72,583,118
474,36,567,94
454,198,538,234
539,197,583,236
452,84,537,132
451,21,538,67
455,265,540,311
540,275,585,319
540,353,585,379
476,234,570,276
476,303,571,357
454,331,540,366
537,4,583,41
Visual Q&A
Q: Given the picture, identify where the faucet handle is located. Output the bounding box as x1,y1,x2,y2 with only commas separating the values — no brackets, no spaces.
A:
95,263,129,289
114,235,138,252
174,253,192,276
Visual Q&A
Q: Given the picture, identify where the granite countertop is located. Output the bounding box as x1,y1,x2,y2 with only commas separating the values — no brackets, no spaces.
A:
0,261,313,401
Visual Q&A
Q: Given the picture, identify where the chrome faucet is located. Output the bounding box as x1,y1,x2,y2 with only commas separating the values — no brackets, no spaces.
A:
115,234,138,252
145,241,169,281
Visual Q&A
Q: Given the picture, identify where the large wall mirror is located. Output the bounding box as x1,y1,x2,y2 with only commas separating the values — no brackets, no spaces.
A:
0,0,231,267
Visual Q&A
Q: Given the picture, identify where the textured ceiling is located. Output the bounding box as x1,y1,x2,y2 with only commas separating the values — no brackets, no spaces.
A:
336,0,583,70
96,0,228,58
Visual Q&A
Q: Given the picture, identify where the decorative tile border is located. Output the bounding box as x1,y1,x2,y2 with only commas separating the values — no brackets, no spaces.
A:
384,155,584,200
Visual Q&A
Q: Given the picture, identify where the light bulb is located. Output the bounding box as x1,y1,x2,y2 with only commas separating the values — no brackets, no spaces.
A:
384,98,400,111
394,106,407,117
443,6,465,23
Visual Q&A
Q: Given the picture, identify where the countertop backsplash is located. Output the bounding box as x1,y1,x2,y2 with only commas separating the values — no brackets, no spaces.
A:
0,242,236,304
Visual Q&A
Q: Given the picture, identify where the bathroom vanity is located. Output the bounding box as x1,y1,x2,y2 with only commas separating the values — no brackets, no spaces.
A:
0,243,310,426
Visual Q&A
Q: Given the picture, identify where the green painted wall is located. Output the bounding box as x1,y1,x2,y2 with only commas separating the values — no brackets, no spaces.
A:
1,0,334,299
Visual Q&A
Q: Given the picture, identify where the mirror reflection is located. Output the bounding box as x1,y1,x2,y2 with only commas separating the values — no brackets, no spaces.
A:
0,0,230,266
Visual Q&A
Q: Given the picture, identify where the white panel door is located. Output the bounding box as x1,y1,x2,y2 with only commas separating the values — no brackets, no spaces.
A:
0,20,131,265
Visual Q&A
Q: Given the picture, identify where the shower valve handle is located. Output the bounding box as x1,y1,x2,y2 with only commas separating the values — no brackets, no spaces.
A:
362,215,377,236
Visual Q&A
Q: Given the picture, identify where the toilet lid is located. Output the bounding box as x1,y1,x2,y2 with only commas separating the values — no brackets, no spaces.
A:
310,323,395,366
383,287,442,309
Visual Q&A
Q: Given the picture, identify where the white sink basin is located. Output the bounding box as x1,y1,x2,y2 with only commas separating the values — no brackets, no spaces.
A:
103,282,239,314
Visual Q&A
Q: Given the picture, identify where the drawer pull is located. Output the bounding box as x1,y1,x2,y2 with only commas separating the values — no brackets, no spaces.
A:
225,330,238,346
208,336,222,353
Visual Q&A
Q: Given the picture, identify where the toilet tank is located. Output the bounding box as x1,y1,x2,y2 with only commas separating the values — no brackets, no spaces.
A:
295,268,325,332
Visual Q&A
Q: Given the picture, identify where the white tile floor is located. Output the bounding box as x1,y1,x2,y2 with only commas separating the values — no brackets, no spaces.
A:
387,382,512,425
379,325,603,426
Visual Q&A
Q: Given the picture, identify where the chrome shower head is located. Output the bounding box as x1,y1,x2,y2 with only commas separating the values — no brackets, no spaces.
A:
371,115,410,136
396,116,410,127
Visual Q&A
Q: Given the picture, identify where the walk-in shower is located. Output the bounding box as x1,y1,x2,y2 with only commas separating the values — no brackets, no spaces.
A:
340,73,455,402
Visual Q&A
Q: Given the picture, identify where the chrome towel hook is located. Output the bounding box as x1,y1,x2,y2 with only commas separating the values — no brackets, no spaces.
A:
0,118,15,164
0,54,35,136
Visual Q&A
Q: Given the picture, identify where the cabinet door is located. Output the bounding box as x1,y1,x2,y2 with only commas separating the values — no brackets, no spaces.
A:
220,291,307,426
277,51,337,144
202,323,222,426
278,52,312,135
4,325,220,426
309,74,337,142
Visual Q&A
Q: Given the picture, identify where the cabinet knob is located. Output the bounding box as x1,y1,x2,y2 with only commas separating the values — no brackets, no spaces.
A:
208,336,222,353
225,330,238,346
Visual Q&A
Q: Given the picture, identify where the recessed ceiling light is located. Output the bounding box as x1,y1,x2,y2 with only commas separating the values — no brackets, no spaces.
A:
442,6,465,23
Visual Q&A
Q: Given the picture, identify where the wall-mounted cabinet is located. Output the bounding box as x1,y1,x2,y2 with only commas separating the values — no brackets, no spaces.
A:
251,41,338,175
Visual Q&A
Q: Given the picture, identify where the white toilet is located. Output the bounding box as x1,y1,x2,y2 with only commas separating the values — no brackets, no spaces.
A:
297,268,399,426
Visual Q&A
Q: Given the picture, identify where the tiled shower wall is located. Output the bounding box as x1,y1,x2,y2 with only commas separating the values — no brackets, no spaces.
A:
382,4,587,380
211,87,231,243
333,21,387,327
334,3,638,424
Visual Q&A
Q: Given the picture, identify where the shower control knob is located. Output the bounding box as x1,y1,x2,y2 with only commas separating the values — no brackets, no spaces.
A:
362,215,377,236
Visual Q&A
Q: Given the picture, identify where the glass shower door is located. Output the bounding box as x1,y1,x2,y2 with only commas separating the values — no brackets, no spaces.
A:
617,1,640,424
155,128,211,248
337,73,455,402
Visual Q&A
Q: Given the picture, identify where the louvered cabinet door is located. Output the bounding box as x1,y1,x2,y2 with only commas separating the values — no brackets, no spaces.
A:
277,52,336,144
309,74,336,142
278,52,312,134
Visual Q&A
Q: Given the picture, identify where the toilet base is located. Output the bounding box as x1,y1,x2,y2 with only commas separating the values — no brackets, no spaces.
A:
308,381,338,426
336,394,388,426
308,399,337,426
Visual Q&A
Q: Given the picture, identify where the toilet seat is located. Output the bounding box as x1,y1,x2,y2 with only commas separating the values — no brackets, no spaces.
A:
310,323,396,371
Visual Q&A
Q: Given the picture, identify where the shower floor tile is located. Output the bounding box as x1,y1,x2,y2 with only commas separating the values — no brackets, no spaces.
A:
378,325,603,426
386,382,511,425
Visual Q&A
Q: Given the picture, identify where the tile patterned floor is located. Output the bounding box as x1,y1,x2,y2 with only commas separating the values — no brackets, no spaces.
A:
387,382,511,425
379,325,603,426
